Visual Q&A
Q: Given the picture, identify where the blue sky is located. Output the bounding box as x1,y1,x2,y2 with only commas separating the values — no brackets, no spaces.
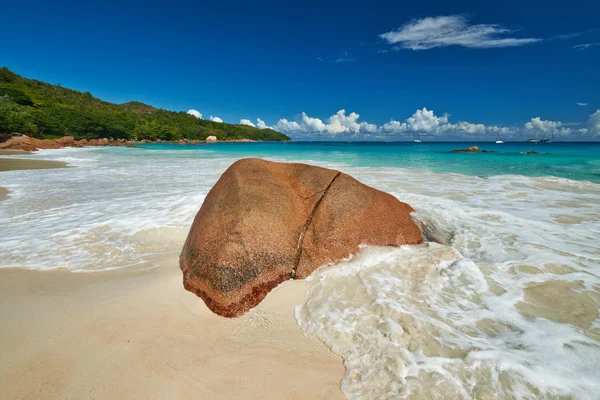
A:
1,0,599,140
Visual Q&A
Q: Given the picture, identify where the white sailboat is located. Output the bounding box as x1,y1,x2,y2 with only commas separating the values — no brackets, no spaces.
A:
413,133,421,143
495,132,504,144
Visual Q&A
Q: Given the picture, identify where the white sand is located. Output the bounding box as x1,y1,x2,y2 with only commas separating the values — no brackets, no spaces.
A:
0,257,344,399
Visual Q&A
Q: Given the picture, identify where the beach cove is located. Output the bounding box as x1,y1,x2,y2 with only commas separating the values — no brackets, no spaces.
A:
1,142,600,399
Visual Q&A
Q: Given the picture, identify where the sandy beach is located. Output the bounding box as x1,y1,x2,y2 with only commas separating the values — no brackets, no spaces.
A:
0,158,68,172
2,143,599,399
0,150,33,156
0,259,344,399
0,155,344,399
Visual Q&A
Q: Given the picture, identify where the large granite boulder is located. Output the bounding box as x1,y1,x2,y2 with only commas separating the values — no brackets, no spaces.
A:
0,135,61,151
55,136,75,146
180,158,423,317
205,135,218,143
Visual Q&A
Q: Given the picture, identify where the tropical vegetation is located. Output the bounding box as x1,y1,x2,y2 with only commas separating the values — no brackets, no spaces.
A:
0,67,290,141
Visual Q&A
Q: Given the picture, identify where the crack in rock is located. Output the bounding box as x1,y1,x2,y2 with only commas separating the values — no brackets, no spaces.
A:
292,171,341,277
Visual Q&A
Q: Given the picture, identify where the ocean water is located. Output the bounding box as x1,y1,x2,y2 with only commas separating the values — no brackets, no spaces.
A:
1,142,600,399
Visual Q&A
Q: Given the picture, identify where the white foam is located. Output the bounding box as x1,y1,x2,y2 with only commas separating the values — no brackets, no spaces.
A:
296,167,600,399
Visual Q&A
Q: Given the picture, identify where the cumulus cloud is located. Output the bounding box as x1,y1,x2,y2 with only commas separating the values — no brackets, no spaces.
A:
379,15,540,50
380,108,508,136
240,119,256,127
187,109,202,119
589,110,600,134
275,110,376,135
209,116,223,123
274,107,513,137
256,118,268,129
525,117,562,132
524,117,590,137
275,119,301,132
267,108,591,139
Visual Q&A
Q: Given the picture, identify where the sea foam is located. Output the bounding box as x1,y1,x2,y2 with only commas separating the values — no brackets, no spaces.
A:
296,167,600,399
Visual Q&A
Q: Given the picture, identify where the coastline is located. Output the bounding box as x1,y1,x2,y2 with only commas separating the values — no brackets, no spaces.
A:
0,259,344,399
0,158,69,172
0,149,33,155
0,135,291,153
1,141,599,398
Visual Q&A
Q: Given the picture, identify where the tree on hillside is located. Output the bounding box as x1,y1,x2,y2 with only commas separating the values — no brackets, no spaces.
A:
0,98,36,134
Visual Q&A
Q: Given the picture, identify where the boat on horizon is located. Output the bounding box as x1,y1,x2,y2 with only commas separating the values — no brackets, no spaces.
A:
495,132,504,144
540,131,554,143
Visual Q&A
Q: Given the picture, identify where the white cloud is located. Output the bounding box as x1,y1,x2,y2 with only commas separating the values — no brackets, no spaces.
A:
380,108,507,136
275,119,301,132
187,109,202,119
240,119,256,127
270,107,591,139
525,117,562,132
275,110,376,135
256,118,268,129
574,43,600,51
406,108,449,132
551,32,586,40
209,116,223,123
576,102,588,106
379,15,540,50
317,50,356,63
524,117,589,137
589,110,600,134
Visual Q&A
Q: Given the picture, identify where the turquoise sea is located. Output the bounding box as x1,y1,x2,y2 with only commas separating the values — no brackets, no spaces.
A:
139,141,600,183
1,141,600,399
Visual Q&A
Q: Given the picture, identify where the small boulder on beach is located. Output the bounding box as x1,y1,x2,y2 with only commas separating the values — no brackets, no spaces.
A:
180,158,423,317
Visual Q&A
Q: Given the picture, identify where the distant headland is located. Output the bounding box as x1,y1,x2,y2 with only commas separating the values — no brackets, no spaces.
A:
0,67,291,143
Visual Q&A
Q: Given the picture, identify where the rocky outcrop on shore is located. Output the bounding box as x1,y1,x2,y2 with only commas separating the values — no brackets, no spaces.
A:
180,158,423,317
0,135,133,152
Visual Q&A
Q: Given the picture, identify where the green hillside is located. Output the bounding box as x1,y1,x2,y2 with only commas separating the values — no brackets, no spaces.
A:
0,67,290,142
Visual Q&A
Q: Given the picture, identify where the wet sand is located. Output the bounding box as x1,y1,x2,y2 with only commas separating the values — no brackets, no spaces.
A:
0,150,33,155
0,158,68,172
0,187,8,201
0,259,344,400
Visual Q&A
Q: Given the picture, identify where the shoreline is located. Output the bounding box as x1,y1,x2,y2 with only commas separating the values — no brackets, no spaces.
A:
0,135,291,152
0,260,344,399
0,149,33,155
0,158,69,172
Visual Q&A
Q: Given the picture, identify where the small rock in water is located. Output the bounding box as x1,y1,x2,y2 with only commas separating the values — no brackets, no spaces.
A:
452,146,480,153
